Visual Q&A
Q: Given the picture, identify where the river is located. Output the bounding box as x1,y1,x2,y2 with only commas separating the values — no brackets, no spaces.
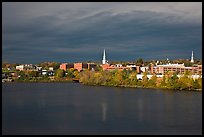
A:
2,82,202,135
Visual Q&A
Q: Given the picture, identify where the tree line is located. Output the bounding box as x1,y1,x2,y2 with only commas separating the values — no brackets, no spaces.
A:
78,69,202,91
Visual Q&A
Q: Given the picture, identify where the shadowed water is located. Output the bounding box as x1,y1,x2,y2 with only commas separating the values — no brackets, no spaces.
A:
2,83,202,135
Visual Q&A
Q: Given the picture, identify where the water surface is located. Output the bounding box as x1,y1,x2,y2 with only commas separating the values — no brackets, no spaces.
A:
2,83,202,135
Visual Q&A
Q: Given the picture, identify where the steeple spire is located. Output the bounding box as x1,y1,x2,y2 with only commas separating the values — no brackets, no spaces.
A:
102,49,106,64
191,51,194,63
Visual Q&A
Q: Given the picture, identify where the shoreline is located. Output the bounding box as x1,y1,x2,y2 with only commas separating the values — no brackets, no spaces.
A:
80,83,202,92
4,80,202,92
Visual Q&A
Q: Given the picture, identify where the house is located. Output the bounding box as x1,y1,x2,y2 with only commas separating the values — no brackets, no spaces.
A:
49,67,54,71
16,65,24,71
42,70,47,75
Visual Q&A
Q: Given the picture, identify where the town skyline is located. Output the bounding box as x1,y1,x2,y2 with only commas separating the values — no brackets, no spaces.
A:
2,49,201,65
2,2,202,64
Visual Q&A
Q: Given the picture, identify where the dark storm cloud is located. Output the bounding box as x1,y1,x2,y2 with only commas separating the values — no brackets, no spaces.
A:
2,2,202,63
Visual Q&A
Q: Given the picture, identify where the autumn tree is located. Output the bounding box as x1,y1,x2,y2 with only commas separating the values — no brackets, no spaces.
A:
148,73,157,87
55,69,65,78
141,71,148,87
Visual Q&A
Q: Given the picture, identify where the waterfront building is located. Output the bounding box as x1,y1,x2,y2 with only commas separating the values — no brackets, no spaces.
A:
36,66,42,71
74,63,96,72
60,63,74,71
136,73,201,80
42,70,47,75
49,67,54,71
150,63,202,75
140,66,149,73
16,65,24,71
101,63,141,73
60,63,68,71
16,64,36,71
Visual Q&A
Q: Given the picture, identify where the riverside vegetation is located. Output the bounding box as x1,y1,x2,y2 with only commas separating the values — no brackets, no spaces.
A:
79,69,202,91
3,68,202,91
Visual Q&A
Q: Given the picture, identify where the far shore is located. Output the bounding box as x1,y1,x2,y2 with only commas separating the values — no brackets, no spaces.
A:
3,80,202,92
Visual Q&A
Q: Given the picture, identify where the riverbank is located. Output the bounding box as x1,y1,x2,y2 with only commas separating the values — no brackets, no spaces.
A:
81,83,202,92
3,78,202,92
13,78,74,83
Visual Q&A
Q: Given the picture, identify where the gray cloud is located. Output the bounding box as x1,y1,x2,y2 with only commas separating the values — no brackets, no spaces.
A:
2,2,202,63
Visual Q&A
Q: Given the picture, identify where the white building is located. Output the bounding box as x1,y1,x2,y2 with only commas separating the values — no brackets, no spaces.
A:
49,67,54,71
36,66,42,71
126,65,137,68
137,74,163,80
16,65,24,71
42,70,47,75
136,74,201,80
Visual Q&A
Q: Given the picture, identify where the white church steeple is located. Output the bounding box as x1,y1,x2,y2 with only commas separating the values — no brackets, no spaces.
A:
191,51,194,63
102,49,107,64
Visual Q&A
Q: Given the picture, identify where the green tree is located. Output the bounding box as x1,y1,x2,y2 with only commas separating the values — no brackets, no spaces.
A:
95,65,103,71
114,70,124,85
55,69,65,78
197,78,202,89
136,58,144,66
178,70,194,90
148,74,157,87
73,70,79,78
129,71,137,86
66,69,75,78
141,72,148,87
28,71,39,77
192,79,200,89
160,75,167,88
94,72,103,85
170,72,180,89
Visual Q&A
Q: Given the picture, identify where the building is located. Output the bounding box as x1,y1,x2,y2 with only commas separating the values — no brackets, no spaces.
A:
36,66,42,71
191,51,194,63
101,64,110,71
87,63,97,71
42,70,47,75
140,66,149,73
60,63,68,71
137,74,163,80
49,67,54,71
60,63,74,71
101,63,140,72
150,63,202,75
74,63,96,72
16,65,24,71
16,64,36,71
74,63,87,72
100,49,141,72
102,49,108,64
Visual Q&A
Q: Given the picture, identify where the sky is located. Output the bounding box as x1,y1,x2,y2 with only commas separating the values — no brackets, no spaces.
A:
2,2,202,64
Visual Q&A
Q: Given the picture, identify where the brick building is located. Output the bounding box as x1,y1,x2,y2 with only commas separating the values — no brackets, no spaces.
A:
150,63,202,75
101,64,141,73
74,63,96,72
60,63,74,71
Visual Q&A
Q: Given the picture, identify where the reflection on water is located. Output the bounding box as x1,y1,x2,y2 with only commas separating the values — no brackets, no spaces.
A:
137,98,143,122
101,102,107,122
2,83,202,135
